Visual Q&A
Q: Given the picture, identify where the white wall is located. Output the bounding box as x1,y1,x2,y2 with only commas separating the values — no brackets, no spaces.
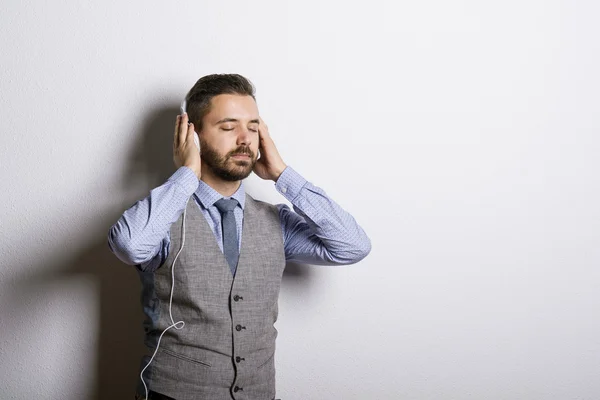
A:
1,0,599,399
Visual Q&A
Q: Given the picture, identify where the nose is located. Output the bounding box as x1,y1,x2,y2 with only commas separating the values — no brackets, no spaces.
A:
236,127,252,146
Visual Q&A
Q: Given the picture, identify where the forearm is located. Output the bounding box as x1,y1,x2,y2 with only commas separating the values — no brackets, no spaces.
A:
277,167,371,265
108,167,199,265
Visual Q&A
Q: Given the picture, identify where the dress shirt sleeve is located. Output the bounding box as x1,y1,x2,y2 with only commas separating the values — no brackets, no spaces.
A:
108,167,199,270
275,167,371,265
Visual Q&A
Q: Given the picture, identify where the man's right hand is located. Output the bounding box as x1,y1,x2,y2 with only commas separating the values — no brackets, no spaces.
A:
173,113,201,180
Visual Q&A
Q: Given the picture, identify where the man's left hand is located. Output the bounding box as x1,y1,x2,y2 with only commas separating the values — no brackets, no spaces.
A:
253,117,287,182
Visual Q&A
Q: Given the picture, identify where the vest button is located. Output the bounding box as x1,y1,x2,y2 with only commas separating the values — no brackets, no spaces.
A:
234,386,243,393
236,356,245,363
236,324,245,331
233,295,241,301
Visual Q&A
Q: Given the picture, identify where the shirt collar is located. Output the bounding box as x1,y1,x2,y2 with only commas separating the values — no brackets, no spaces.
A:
194,180,246,210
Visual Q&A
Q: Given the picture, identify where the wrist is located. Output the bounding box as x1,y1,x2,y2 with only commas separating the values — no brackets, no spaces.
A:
271,163,287,182
184,164,201,179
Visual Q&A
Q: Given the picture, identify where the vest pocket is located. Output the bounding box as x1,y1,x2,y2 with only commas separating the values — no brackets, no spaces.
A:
160,348,212,368
257,352,275,370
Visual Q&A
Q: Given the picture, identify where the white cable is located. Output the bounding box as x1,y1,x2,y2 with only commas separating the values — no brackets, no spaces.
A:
139,199,188,400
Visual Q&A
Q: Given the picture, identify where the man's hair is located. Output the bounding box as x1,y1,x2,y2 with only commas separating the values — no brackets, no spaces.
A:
185,74,256,131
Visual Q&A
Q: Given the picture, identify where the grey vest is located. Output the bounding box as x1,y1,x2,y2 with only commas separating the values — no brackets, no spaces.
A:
138,195,286,400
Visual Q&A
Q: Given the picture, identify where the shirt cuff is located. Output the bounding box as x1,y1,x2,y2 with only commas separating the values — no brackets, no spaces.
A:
168,166,200,196
275,166,307,201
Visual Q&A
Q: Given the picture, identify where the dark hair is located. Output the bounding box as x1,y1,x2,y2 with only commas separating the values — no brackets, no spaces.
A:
185,74,256,131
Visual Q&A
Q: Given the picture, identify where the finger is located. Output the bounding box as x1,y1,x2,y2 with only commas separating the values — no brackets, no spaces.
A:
257,118,264,141
174,115,181,147
259,116,268,132
187,122,195,146
256,129,265,151
178,113,189,147
259,117,272,141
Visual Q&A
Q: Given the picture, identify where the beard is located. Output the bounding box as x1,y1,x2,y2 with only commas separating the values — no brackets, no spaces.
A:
200,140,257,182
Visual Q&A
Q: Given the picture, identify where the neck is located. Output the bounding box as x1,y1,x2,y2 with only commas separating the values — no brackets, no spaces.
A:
200,166,242,197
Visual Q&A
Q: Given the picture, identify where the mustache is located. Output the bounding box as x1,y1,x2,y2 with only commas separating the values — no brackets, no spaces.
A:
227,146,255,158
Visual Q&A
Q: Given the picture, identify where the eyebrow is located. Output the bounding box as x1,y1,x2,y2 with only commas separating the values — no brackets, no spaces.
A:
216,118,260,124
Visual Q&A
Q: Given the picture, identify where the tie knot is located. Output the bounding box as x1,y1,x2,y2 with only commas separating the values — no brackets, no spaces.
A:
214,198,238,214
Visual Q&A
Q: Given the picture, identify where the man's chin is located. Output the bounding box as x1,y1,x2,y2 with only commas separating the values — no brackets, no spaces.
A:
224,165,254,181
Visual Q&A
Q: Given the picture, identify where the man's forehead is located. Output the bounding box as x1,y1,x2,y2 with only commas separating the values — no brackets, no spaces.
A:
207,94,258,120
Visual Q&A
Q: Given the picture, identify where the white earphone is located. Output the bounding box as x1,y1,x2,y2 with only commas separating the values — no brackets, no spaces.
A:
139,100,197,399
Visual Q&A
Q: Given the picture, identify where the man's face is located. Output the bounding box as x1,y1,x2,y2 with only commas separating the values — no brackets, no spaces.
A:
199,94,260,181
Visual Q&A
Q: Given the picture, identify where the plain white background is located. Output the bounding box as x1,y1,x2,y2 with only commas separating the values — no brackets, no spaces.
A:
1,0,599,399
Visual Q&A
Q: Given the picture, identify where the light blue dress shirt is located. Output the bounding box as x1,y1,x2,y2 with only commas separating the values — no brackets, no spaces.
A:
108,166,371,271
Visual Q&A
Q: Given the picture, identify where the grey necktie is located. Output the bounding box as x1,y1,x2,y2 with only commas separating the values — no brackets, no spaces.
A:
214,198,239,275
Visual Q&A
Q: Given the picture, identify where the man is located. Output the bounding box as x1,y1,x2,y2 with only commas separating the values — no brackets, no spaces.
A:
108,74,371,400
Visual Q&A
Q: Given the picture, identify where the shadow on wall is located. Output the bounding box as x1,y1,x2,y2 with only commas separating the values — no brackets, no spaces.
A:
3,105,315,399
92,106,182,399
